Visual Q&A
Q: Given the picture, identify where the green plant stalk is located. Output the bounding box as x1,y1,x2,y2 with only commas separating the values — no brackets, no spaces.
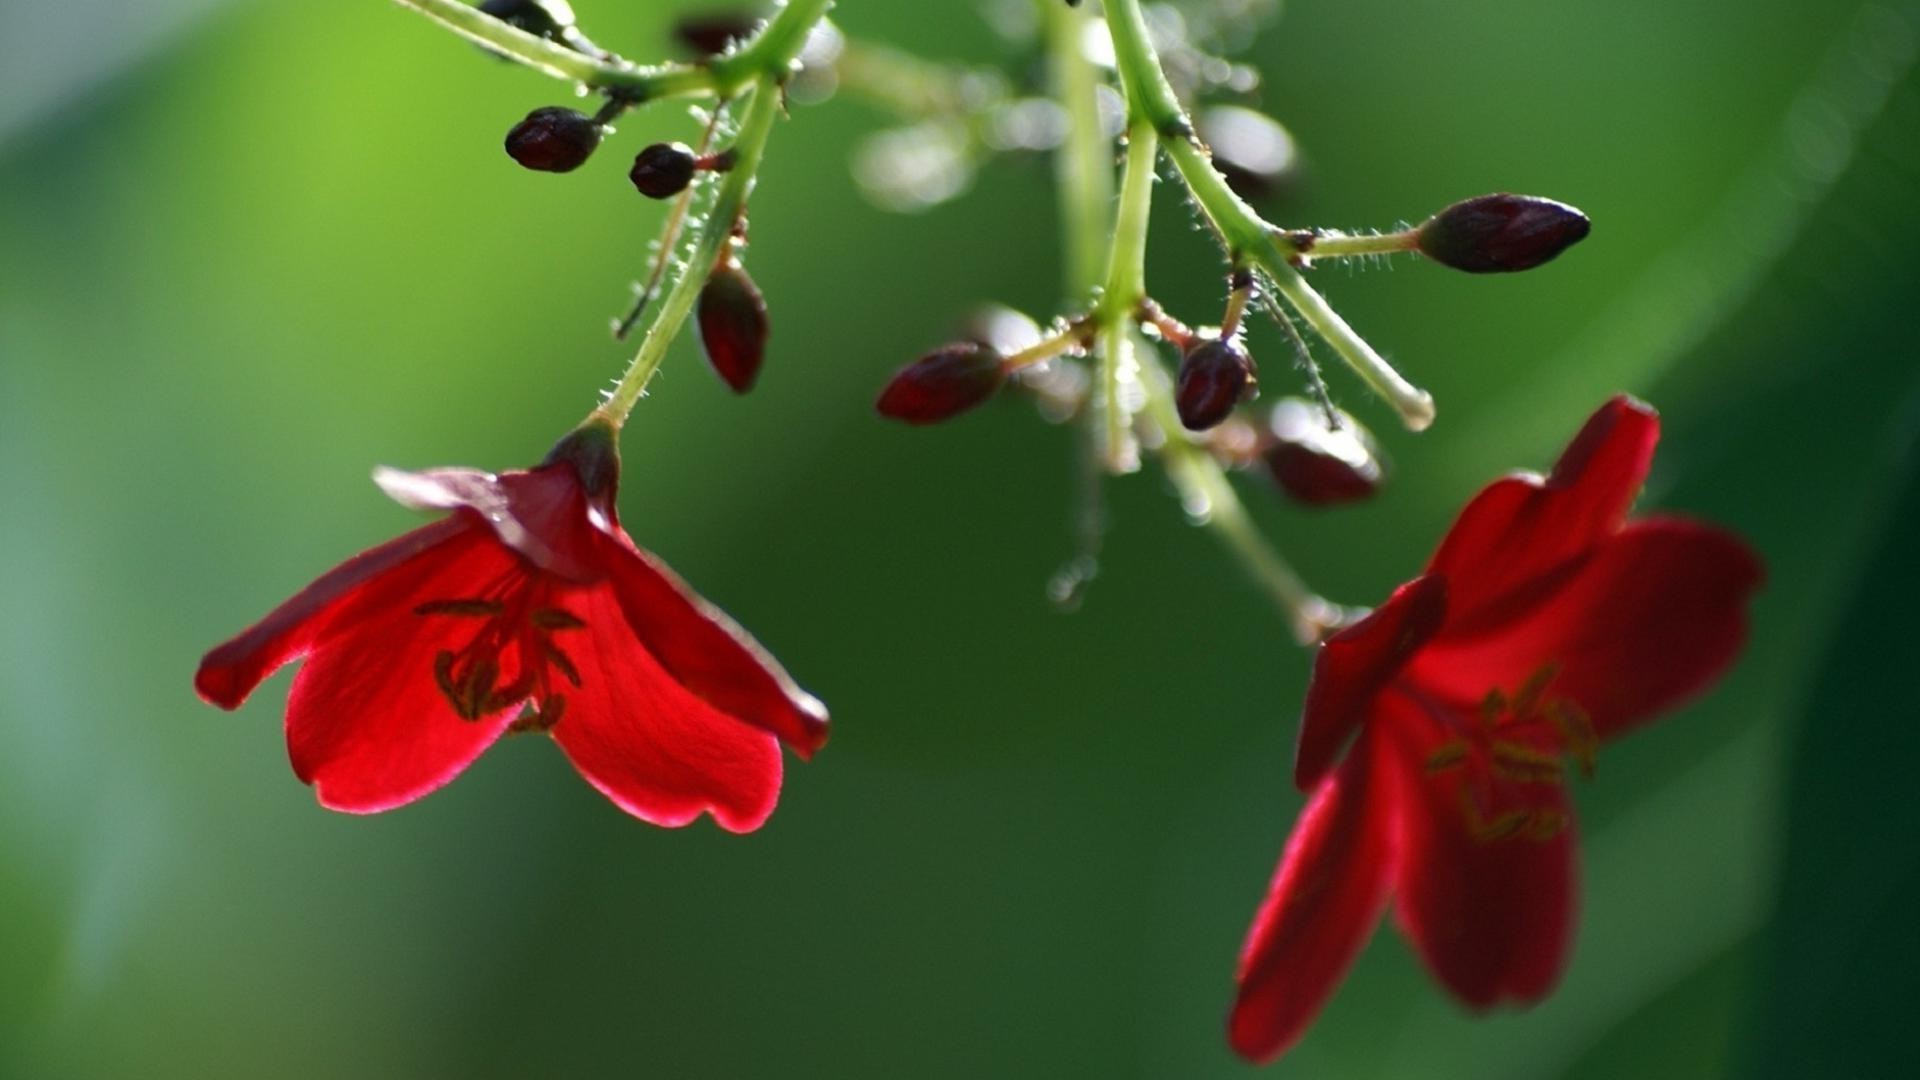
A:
1092,121,1159,472
1102,0,1434,431
596,81,782,427
391,0,832,101
1046,0,1114,295
1067,0,1337,637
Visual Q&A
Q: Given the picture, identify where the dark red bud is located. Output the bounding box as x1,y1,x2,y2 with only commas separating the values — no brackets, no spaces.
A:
629,142,698,199
672,12,764,57
504,107,600,173
1197,106,1299,205
1261,398,1385,506
876,343,1008,424
1176,339,1258,431
1416,193,1590,273
697,263,769,393
481,0,573,38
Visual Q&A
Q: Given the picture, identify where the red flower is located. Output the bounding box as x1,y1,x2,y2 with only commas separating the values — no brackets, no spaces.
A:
194,422,828,832
1228,396,1761,1062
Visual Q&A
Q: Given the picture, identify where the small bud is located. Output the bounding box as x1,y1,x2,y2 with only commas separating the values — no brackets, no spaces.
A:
876,343,1008,424
672,12,763,57
480,0,574,39
1197,106,1299,205
629,142,699,199
1176,339,1258,431
504,107,600,173
1416,193,1590,273
1262,399,1385,506
697,261,770,393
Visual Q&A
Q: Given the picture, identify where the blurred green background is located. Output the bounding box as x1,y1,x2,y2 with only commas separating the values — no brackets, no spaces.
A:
3,1,1917,1076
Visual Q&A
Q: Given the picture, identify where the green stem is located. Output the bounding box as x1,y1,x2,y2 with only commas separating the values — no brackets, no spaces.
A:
1102,0,1434,431
596,81,782,427
1090,0,1340,638
1137,356,1342,644
390,0,831,101
1303,230,1419,259
1046,0,1113,295
1092,121,1158,472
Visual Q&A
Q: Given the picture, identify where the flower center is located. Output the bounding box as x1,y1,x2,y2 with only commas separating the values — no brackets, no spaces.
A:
1420,662,1596,844
414,580,587,731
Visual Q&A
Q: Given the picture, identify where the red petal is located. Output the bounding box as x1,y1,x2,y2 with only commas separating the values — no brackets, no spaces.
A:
595,530,830,758
1230,726,1394,1063
283,529,523,813
1427,396,1658,623
374,463,602,582
1382,690,1576,1008
1296,575,1447,789
1414,517,1762,741
549,582,783,832
194,516,473,710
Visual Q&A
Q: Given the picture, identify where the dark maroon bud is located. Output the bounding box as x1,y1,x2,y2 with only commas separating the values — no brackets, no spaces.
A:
1416,193,1590,273
480,0,572,38
1262,398,1385,506
697,261,769,393
1176,338,1258,431
629,142,699,199
672,12,764,57
504,107,600,173
876,343,1008,424
1197,106,1299,205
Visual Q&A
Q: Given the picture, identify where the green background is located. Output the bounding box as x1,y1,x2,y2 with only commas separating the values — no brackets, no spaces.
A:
3,1,1917,1076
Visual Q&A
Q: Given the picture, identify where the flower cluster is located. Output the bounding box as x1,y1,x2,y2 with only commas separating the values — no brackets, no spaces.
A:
189,1,1765,1068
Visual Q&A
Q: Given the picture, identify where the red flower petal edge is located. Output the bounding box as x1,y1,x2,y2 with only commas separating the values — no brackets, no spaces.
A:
1229,396,1762,1063
195,420,827,831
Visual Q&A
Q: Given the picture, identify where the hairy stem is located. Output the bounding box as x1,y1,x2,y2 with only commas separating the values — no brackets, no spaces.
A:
390,0,832,101
596,81,781,426
1101,0,1433,431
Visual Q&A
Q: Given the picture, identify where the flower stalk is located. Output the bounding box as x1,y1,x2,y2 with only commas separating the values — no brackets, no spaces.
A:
1100,0,1435,432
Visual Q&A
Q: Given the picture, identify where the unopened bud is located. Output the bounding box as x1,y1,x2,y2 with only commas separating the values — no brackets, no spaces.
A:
672,12,763,57
1176,338,1258,431
697,261,770,393
480,0,575,38
1262,399,1384,506
504,107,600,173
630,142,699,199
1416,193,1590,273
876,343,1007,424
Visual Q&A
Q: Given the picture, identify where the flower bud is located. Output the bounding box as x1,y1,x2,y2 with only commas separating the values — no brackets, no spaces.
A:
1262,398,1385,506
876,343,1008,424
629,142,699,199
1416,193,1590,273
672,12,763,57
480,0,576,39
697,262,770,393
1176,338,1258,431
504,107,600,173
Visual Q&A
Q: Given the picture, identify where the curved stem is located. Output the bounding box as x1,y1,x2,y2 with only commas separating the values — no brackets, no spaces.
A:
1079,0,1340,639
595,81,782,427
391,0,831,101
1101,0,1434,431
